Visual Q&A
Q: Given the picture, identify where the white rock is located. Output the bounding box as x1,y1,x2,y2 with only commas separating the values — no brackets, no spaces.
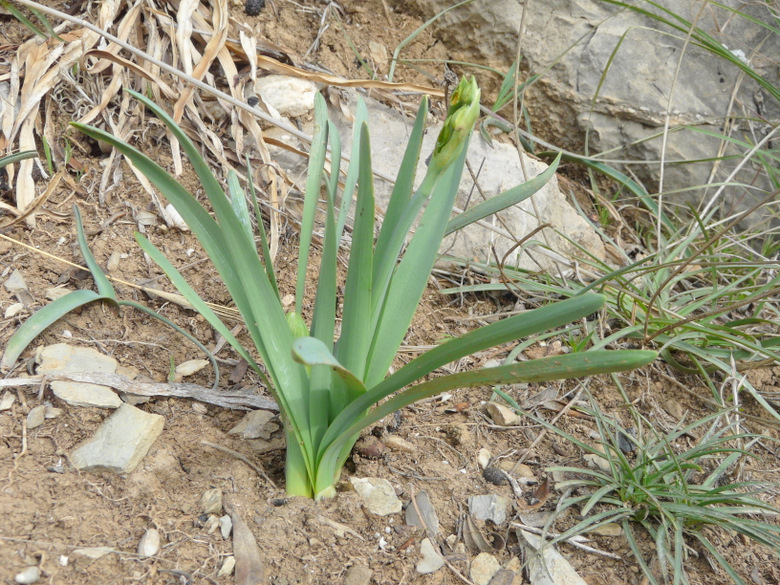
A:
137,528,160,557
256,75,317,118
14,566,40,584
416,538,444,574
470,552,501,585
217,556,236,577
4,302,25,318
0,391,16,410
69,403,165,473
163,204,189,231
174,359,209,377
350,477,401,516
477,447,491,470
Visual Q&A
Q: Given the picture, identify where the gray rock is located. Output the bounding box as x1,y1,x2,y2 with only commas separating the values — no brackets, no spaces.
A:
37,344,121,408
344,564,373,585
228,410,279,439
26,405,46,429
518,529,588,585
468,494,510,525
470,552,501,585
219,514,233,539
407,0,779,230
405,491,439,537
4,269,29,294
416,538,445,574
350,477,402,516
69,403,165,473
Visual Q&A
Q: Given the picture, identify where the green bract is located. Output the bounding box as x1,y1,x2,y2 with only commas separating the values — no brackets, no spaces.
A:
5,78,656,499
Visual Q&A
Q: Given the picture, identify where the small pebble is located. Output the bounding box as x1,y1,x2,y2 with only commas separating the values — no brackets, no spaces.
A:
482,466,507,486
26,405,46,429
217,556,236,577
137,528,160,557
14,566,40,584
219,515,233,539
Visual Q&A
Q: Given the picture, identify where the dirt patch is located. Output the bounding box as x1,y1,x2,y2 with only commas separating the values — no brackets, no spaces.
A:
1,1,779,585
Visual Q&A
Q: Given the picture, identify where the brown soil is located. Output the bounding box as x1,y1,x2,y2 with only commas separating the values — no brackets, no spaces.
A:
1,1,778,585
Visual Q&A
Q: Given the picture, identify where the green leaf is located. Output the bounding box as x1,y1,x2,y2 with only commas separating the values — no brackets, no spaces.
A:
445,153,562,234
1,290,103,369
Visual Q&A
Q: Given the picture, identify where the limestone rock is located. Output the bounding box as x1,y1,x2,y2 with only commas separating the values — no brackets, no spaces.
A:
69,403,165,473
350,477,402,516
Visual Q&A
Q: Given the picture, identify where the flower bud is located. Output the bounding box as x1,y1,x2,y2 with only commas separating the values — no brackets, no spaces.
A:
432,75,481,170
286,311,309,339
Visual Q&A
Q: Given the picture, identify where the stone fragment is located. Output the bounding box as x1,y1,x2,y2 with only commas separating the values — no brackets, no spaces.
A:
4,270,28,294
383,435,416,453
477,448,491,470
256,75,317,118
13,566,40,584
0,391,16,410
175,359,209,377
44,403,64,419
519,529,587,585
5,302,24,318
137,528,160,557
587,522,623,537
468,494,510,525
470,552,501,585
583,453,611,473
415,538,444,574
73,547,114,559
220,514,233,539
405,491,439,536
662,398,684,420
485,402,520,426
201,488,223,515
228,410,279,440
217,556,236,577
26,405,46,429
45,287,72,301
350,477,401,516
69,404,165,473
37,344,121,408
344,564,372,585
